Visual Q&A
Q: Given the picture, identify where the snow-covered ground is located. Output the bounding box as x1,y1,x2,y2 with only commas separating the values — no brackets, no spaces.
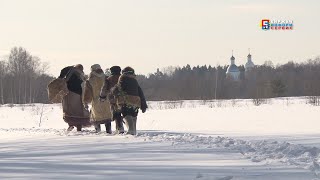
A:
0,97,320,179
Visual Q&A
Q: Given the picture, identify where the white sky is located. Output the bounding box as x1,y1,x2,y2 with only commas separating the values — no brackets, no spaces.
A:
0,0,319,76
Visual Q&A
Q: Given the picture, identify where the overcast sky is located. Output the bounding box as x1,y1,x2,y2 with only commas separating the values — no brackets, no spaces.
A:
0,0,319,76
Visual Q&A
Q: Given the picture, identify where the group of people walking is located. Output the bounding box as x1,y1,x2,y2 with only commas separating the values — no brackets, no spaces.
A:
57,64,147,135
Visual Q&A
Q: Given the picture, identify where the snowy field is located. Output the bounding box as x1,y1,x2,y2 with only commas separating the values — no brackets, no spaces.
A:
1,97,320,180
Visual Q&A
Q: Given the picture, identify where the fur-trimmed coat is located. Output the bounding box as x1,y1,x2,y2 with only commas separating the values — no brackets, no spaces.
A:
100,75,120,98
55,66,90,126
112,74,147,111
83,71,112,123
100,74,121,111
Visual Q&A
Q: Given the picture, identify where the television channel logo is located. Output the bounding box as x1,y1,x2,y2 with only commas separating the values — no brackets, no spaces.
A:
260,19,293,31
261,19,270,30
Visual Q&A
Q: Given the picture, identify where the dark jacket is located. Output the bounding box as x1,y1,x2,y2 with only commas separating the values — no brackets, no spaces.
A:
118,74,139,96
117,74,147,111
59,66,84,95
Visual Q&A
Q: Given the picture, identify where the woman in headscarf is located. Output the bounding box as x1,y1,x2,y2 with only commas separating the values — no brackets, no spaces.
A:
83,64,113,133
58,64,90,131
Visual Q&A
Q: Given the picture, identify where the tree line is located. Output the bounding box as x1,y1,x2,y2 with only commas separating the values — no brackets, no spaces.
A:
0,47,53,104
137,58,320,101
0,47,319,104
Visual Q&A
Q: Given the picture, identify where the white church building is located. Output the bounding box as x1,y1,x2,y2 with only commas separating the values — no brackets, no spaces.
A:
226,55,240,80
226,51,255,81
245,53,255,71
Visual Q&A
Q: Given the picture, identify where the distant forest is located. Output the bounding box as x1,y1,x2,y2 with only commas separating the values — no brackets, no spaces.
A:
137,59,320,101
0,47,320,104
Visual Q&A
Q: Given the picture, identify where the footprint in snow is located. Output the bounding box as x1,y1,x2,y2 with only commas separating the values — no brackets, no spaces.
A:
216,176,233,180
194,174,233,180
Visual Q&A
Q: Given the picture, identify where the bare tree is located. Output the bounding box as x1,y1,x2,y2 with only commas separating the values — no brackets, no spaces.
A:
0,60,7,104
2,47,53,104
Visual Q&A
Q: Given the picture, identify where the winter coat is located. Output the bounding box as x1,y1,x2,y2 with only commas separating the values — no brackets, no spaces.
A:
100,74,121,112
108,74,121,90
59,66,85,95
83,71,112,123
113,74,147,111
58,66,90,126
100,74,120,99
